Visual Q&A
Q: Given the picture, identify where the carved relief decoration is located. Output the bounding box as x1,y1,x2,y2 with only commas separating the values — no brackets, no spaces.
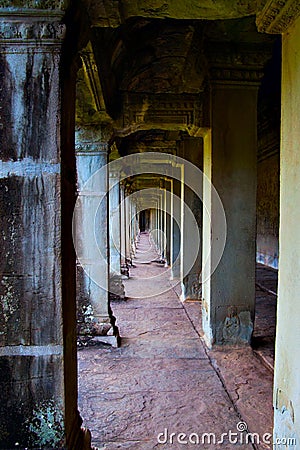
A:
256,0,300,34
0,15,65,45
121,94,204,132
206,42,272,83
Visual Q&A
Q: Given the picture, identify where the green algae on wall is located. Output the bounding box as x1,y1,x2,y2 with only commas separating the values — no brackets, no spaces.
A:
26,399,64,447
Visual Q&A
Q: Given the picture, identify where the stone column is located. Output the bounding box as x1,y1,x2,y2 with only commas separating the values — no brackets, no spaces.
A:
125,185,132,265
158,196,163,256
120,183,129,277
158,192,163,258
120,184,126,265
164,179,172,266
109,172,125,300
0,12,86,448
75,140,119,346
155,204,159,250
129,197,134,259
163,182,168,261
149,209,153,232
201,55,263,346
152,203,157,249
256,3,300,444
161,189,166,260
180,138,203,301
171,166,183,280
169,179,174,271
150,208,156,242
273,17,300,447
131,200,138,257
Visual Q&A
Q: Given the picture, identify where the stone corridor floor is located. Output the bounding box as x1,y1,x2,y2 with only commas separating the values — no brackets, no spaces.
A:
78,233,275,449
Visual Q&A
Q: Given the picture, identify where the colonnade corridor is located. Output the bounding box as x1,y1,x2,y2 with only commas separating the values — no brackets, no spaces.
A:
78,232,274,450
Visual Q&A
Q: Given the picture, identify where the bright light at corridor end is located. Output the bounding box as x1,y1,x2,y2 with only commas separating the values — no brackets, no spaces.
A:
72,152,227,298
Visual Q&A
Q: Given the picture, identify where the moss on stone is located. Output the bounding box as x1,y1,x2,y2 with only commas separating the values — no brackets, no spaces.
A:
26,399,64,447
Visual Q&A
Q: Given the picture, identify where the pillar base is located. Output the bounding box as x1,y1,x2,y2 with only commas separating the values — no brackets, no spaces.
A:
126,257,133,267
121,263,130,278
217,307,253,346
77,328,120,348
77,315,120,348
109,273,126,301
90,334,119,348
180,274,202,302
202,305,254,347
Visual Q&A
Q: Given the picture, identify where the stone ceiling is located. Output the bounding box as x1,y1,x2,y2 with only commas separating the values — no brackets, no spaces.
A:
77,15,275,131
73,0,285,172
70,0,283,196
85,0,260,27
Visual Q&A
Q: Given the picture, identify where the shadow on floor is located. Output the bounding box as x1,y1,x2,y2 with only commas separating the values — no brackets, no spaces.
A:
253,264,277,372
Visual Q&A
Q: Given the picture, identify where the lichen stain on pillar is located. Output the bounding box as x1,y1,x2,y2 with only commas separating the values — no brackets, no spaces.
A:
0,176,64,446
217,306,253,345
0,176,24,345
0,355,65,448
26,399,64,448
0,275,18,337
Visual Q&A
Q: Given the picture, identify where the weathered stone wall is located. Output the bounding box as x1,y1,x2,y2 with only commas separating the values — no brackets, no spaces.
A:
256,153,279,269
256,36,281,270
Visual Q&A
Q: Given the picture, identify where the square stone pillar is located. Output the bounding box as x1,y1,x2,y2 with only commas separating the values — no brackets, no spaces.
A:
171,167,184,280
163,185,167,260
201,20,274,346
130,200,138,257
169,179,174,270
156,191,164,259
164,179,172,266
120,183,130,278
180,138,203,301
202,81,259,346
75,141,119,346
155,203,159,250
256,4,300,445
0,13,86,448
272,13,300,446
124,185,132,265
109,172,125,300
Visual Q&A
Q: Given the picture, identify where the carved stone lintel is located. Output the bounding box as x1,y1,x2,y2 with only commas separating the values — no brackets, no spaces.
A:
122,93,204,129
0,14,66,47
117,93,205,137
256,0,300,34
209,68,264,84
206,41,271,84
0,0,67,9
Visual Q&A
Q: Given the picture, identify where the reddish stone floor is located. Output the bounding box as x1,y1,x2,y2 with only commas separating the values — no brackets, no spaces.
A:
78,233,276,449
